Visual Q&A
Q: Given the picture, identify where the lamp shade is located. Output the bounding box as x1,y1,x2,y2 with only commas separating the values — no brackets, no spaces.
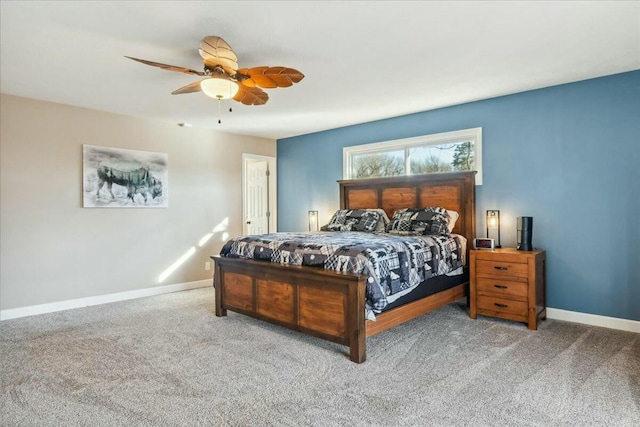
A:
487,213,498,229
200,77,239,99
486,210,501,248
308,210,318,231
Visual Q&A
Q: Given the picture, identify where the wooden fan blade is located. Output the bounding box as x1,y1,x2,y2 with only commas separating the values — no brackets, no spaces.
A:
264,66,304,87
171,80,203,95
199,36,238,75
239,78,257,88
237,66,305,89
241,66,277,89
233,85,269,105
125,56,205,76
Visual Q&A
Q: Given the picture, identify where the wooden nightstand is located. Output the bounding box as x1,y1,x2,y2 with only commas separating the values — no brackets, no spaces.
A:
470,248,546,330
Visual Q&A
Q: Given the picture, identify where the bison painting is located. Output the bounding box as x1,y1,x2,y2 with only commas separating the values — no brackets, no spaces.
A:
83,145,168,208
96,163,163,203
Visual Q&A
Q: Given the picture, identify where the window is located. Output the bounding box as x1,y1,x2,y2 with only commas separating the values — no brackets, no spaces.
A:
343,127,482,185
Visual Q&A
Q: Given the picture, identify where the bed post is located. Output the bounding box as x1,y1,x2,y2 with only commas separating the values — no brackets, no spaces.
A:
349,276,367,363
212,257,227,317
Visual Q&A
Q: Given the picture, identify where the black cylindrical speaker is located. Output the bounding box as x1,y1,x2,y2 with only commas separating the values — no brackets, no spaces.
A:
517,217,533,251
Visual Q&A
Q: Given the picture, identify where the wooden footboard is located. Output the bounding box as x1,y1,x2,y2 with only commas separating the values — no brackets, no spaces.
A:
213,255,467,363
213,255,368,363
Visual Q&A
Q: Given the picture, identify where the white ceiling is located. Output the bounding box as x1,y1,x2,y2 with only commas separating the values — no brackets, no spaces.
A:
1,1,639,140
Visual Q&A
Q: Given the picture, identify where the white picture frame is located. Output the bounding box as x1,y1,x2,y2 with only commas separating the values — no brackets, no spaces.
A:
82,145,168,208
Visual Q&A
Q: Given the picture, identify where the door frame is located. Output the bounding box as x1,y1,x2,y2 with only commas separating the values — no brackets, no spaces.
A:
242,153,277,236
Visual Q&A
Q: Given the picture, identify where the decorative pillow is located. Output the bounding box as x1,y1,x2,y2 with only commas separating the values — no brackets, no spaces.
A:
371,209,391,232
321,209,382,232
446,210,459,233
386,207,451,236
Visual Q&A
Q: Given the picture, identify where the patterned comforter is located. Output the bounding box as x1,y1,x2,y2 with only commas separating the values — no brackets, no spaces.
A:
219,231,466,317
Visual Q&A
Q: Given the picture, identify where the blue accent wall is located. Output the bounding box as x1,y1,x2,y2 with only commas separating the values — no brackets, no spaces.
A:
277,71,640,321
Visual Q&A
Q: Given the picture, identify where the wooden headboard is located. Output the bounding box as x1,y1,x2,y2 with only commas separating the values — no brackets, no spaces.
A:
338,171,476,246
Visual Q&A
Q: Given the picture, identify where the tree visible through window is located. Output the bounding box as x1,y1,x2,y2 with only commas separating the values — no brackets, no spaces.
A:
343,128,482,184
353,152,404,178
452,141,474,170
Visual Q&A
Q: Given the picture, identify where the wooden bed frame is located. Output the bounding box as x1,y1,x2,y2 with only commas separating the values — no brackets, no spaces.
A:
212,171,476,363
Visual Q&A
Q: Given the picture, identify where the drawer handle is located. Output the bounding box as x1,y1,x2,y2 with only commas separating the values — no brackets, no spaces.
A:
494,303,508,308
494,266,509,271
494,285,508,289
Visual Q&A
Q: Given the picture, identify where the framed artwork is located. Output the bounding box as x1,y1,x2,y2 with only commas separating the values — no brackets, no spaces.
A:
83,145,168,208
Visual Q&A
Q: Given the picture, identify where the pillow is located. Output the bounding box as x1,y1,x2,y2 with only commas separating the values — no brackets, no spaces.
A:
446,210,459,233
369,208,391,232
321,209,382,232
386,207,452,236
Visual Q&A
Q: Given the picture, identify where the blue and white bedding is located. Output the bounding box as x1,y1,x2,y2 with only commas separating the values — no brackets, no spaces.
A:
219,231,466,319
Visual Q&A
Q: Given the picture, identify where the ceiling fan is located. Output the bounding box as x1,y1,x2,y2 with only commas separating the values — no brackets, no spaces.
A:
126,36,304,107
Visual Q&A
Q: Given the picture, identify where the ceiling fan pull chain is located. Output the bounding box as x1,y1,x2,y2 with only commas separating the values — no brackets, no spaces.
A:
218,99,222,124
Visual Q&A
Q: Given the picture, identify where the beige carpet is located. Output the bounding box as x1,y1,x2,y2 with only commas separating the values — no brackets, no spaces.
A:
1,287,638,426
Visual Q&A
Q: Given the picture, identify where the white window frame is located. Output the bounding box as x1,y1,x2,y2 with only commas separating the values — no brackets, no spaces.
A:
343,127,483,185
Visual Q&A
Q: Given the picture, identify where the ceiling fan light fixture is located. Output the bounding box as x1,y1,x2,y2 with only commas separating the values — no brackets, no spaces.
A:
200,77,239,100
127,35,303,107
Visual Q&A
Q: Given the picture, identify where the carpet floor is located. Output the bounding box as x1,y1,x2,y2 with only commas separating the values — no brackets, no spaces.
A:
1,287,638,426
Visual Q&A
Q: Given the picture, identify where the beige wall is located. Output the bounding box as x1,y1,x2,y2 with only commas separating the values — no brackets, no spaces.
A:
0,94,275,310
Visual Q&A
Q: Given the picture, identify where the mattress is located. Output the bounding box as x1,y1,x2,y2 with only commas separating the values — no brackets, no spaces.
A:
382,268,469,312
220,231,466,318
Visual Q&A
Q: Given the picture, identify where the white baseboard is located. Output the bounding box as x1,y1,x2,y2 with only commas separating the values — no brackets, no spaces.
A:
3,286,637,333
547,307,639,333
0,279,211,321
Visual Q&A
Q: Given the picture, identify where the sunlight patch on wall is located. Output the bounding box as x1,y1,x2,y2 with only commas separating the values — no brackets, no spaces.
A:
199,217,229,246
158,247,196,283
198,233,213,247
213,217,229,233
157,217,230,283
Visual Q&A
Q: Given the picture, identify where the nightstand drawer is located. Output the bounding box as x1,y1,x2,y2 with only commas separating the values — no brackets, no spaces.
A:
477,295,528,317
476,260,528,280
476,277,528,298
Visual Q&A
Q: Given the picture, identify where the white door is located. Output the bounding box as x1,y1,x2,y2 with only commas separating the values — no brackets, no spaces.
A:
245,160,270,235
